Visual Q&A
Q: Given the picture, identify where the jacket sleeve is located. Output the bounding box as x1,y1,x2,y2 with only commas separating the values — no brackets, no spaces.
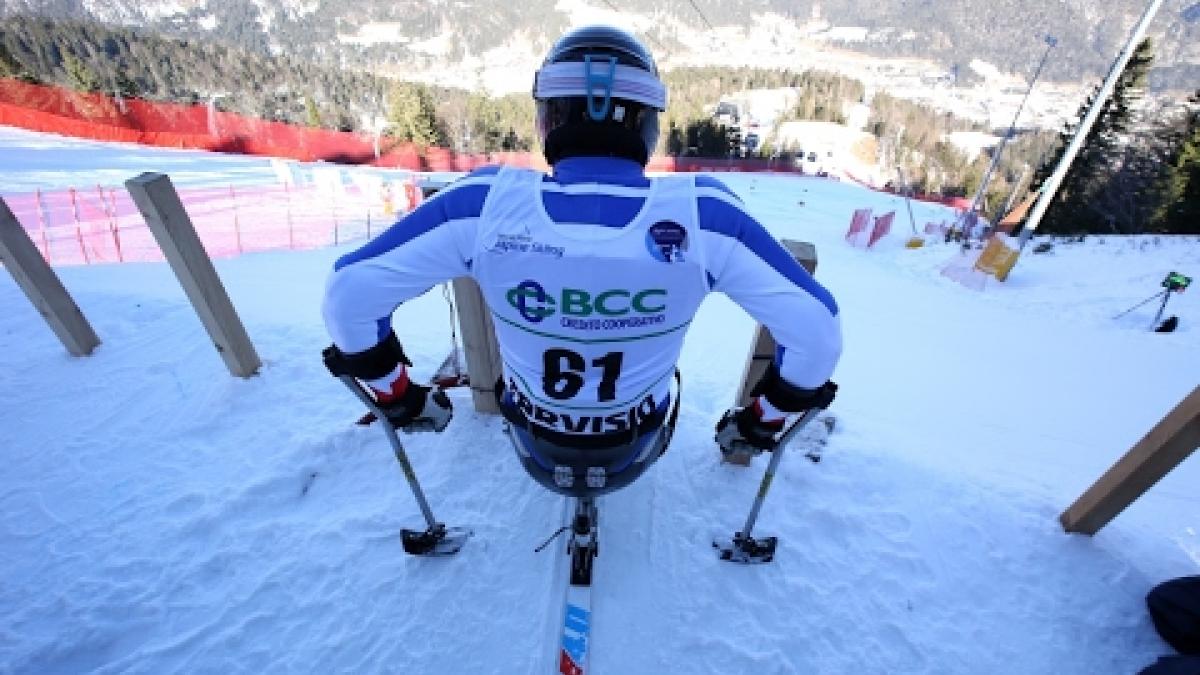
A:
699,187,842,390
321,177,487,354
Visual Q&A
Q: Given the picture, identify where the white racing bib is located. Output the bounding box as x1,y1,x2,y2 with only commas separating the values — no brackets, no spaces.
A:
473,167,708,436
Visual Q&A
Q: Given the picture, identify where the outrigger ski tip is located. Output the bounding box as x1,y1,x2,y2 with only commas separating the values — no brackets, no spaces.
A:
401,524,473,556
713,532,778,564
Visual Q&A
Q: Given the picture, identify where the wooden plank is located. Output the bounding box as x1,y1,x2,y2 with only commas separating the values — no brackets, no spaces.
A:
452,275,502,414
0,196,100,356
125,173,261,378
726,239,818,465
1060,386,1200,535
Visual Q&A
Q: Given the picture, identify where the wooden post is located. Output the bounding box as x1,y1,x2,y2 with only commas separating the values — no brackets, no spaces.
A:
0,196,100,356
1060,386,1200,535
726,239,818,465
125,173,261,378
452,276,502,414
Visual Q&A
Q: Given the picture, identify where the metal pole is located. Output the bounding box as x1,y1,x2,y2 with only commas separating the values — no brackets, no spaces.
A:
335,374,438,528
34,188,51,262
897,166,919,235
69,187,89,264
99,185,122,263
1019,0,1168,250
229,185,242,255
957,36,1056,242
1112,289,1168,319
284,181,294,250
1151,290,1173,327
739,408,822,538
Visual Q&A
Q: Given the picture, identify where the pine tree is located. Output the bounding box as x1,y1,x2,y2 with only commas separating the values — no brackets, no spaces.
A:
0,40,35,81
62,53,102,92
1150,92,1200,234
304,94,322,128
113,68,139,97
681,118,729,158
666,120,685,155
1034,39,1154,234
386,82,446,147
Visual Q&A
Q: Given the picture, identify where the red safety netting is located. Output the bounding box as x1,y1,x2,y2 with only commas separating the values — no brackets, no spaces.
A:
0,79,826,174
0,78,431,166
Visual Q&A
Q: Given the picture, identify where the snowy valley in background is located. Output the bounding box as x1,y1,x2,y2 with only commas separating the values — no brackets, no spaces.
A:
1,127,1199,673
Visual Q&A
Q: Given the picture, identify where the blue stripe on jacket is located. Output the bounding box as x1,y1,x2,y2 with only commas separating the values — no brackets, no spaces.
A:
331,156,837,340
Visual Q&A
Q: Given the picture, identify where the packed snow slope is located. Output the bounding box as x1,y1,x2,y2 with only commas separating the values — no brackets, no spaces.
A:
2,128,1199,674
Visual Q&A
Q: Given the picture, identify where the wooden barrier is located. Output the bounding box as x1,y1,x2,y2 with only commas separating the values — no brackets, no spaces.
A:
727,239,819,465
125,173,261,377
452,276,502,414
0,196,100,356
1060,386,1200,535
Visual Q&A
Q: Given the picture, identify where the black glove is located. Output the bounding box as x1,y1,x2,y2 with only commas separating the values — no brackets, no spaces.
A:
376,381,453,433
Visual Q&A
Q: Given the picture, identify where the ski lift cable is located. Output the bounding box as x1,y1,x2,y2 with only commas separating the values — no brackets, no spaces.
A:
685,0,716,32
596,0,668,53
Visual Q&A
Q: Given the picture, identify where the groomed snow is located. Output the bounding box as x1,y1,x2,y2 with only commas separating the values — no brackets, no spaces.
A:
2,127,1198,674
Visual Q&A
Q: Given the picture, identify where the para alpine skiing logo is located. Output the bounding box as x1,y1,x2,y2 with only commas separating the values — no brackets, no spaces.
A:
646,220,688,263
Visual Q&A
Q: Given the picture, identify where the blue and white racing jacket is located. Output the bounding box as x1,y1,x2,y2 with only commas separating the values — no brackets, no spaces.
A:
322,156,841,438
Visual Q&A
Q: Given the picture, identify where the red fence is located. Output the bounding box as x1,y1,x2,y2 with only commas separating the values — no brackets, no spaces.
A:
0,78,827,174
0,78,498,169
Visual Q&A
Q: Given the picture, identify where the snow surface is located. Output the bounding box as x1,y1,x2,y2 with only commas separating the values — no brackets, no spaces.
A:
2,127,1199,674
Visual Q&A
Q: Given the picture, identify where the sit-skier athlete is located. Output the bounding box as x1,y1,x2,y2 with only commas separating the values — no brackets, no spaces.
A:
321,25,841,503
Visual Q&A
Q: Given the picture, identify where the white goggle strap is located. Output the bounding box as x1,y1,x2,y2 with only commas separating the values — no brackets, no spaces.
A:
533,58,668,118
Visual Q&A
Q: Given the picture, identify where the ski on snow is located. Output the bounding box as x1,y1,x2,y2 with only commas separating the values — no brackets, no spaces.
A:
550,497,598,675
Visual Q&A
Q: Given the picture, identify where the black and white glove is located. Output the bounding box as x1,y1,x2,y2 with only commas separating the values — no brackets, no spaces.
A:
715,404,786,453
323,332,453,433
371,376,453,433
715,367,837,454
